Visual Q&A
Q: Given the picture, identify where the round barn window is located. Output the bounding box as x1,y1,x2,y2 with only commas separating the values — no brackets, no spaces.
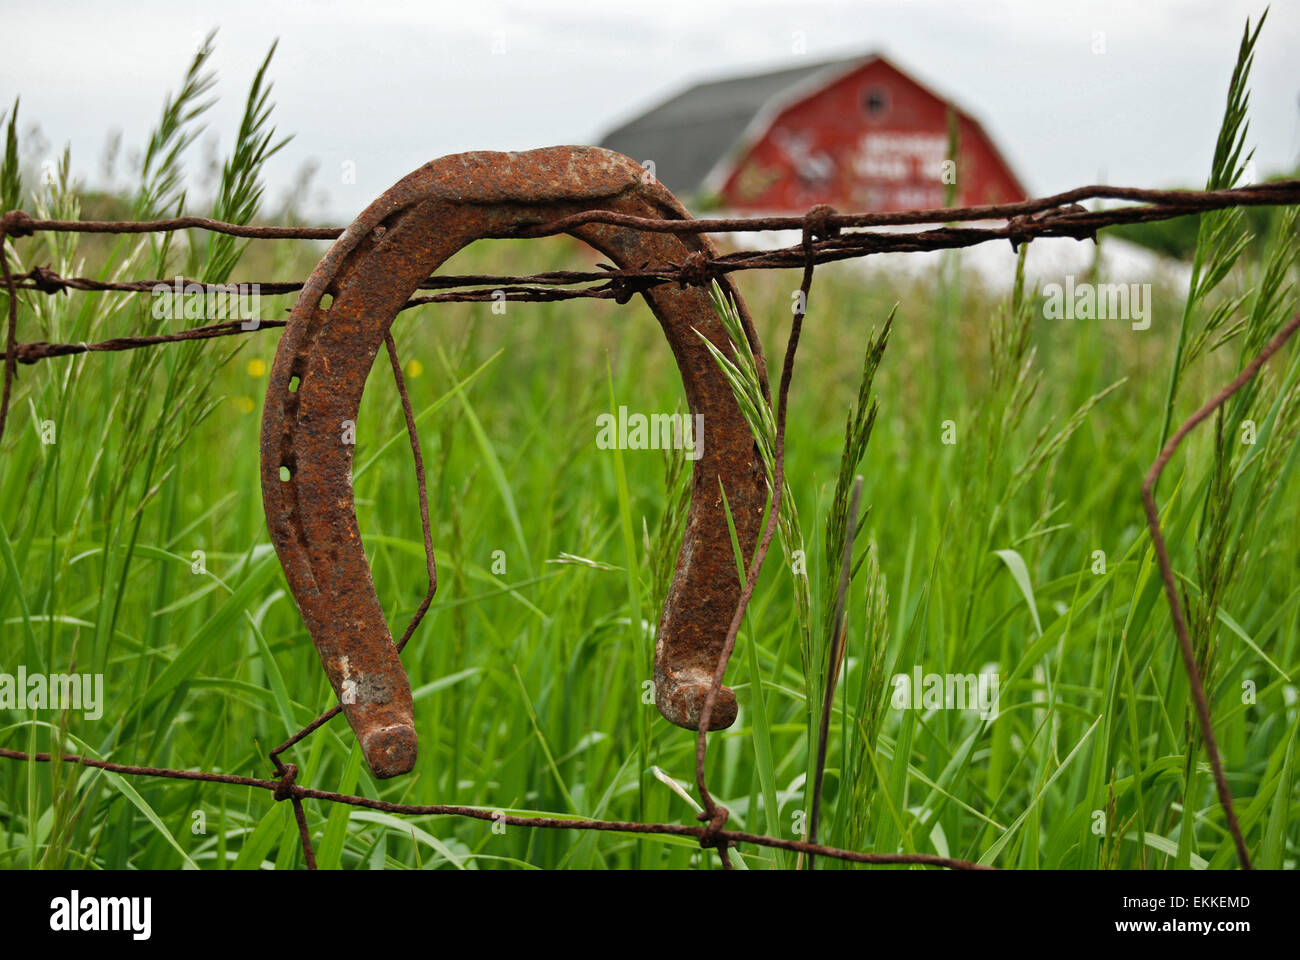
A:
863,87,889,117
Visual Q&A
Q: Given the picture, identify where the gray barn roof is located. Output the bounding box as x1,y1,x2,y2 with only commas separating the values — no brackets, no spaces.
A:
598,55,868,199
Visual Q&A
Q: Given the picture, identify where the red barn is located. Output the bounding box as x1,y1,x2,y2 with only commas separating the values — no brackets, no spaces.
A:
600,53,1027,212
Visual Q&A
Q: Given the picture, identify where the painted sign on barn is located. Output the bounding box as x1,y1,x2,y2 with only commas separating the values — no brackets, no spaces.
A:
714,57,1026,211
601,54,1027,213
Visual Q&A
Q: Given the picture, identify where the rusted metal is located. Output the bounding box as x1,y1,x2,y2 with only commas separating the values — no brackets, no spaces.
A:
260,146,769,778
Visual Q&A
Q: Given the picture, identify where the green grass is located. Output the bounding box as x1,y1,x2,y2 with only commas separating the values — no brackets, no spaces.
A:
1,18,1298,870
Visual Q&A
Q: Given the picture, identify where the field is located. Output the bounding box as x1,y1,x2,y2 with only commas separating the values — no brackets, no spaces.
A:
1,24,1297,871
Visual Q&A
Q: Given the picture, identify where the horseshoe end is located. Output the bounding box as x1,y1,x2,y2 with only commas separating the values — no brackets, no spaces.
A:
359,722,418,779
656,672,738,731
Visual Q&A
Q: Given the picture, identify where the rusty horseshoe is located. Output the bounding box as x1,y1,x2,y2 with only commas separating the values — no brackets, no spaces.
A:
261,146,769,779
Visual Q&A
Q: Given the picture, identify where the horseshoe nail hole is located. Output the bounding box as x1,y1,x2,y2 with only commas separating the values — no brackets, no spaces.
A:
288,375,300,393
279,465,291,482
320,293,334,310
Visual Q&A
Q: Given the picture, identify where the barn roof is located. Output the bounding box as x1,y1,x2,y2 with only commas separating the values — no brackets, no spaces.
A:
599,55,867,198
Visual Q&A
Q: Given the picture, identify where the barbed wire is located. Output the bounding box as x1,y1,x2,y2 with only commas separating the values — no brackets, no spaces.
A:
0,746,988,869
4,179,1298,371
1,177,1296,870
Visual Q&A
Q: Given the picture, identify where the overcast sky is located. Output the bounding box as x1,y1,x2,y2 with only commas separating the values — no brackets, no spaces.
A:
3,0,1297,220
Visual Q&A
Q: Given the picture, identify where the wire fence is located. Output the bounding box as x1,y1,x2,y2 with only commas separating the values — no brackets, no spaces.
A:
1,176,1298,871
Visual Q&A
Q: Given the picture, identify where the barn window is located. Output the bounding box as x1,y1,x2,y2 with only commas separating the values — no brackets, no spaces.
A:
863,87,889,117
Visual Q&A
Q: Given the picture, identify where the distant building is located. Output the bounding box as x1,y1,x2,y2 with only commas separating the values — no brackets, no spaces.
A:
600,53,1027,212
